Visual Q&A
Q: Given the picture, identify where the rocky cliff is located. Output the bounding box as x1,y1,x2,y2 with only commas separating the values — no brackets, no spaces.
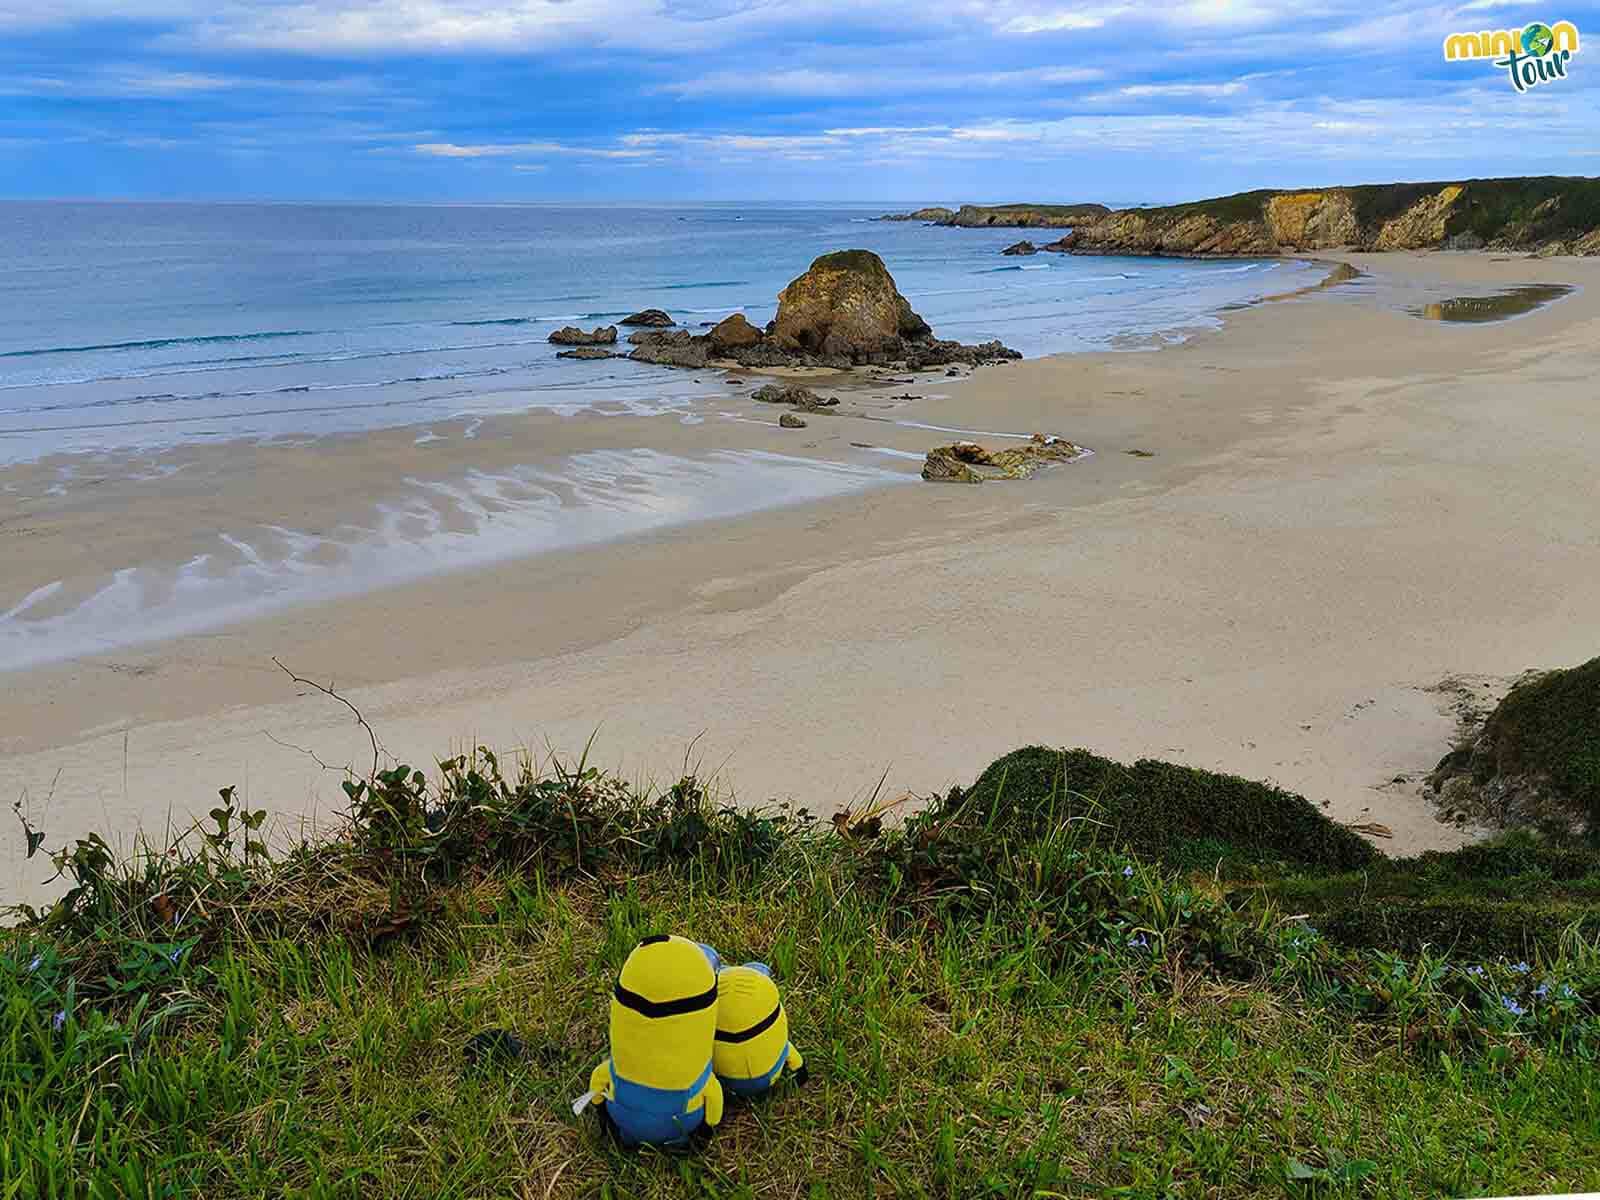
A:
1051,177,1600,257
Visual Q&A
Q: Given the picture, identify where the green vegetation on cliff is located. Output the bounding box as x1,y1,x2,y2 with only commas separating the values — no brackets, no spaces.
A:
1431,655,1600,839
881,202,1110,227
951,747,1378,872
6,744,1600,1197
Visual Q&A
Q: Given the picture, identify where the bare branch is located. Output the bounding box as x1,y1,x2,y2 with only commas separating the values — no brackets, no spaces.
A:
272,657,382,779
261,730,336,772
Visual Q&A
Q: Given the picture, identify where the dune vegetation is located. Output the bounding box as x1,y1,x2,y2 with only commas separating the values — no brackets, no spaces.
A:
6,742,1600,1198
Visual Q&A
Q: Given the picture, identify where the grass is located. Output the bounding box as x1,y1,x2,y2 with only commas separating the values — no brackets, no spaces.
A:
6,746,1600,1198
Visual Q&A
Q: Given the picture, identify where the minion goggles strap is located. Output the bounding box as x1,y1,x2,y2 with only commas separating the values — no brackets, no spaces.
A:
612,980,718,1019
714,1003,782,1044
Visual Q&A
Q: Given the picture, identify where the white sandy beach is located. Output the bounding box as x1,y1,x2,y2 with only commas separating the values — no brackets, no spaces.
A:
4,251,1598,909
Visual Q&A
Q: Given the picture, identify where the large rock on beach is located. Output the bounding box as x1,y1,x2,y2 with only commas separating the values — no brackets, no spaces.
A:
620,309,674,327
623,249,1019,373
556,347,619,360
770,250,932,361
708,313,762,351
548,325,618,346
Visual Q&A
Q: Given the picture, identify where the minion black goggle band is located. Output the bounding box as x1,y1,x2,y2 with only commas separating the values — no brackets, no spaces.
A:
612,981,718,1018
714,1004,782,1044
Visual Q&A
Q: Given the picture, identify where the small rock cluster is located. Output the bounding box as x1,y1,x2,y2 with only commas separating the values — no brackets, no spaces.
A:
548,325,618,346
921,435,1085,483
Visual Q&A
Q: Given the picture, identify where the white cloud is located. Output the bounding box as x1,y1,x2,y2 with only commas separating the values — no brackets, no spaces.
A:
1092,81,1248,101
656,62,1106,99
0,65,382,99
996,8,1117,35
414,140,657,158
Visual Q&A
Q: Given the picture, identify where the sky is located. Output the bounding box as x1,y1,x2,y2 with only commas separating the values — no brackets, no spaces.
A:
1,0,1596,202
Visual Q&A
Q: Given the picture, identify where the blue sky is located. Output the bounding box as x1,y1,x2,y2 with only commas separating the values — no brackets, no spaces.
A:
1,0,1596,202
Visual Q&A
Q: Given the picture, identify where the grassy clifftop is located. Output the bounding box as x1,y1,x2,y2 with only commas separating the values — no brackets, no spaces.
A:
5,744,1600,1196
891,177,1600,256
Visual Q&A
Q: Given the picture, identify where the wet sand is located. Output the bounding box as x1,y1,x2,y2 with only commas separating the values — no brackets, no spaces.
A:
4,251,1598,907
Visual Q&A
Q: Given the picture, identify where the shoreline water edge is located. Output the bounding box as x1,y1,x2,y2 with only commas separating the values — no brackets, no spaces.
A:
2,239,1597,910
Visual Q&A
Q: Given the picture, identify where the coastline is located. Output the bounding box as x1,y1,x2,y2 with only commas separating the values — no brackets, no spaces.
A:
4,250,1599,908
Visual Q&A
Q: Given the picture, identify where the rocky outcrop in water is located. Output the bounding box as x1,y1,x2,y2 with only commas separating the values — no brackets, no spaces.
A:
626,250,1021,372
921,435,1085,483
769,250,931,358
1051,178,1600,258
1002,241,1038,256
620,309,674,327
548,325,618,346
879,207,957,223
882,203,1109,228
556,347,619,360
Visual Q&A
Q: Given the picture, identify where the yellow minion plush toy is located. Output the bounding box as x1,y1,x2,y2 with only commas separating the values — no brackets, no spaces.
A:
713,962,806,1097
580,935,724,1147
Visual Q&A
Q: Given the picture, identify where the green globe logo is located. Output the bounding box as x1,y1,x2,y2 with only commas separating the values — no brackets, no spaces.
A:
1522,22,1555,56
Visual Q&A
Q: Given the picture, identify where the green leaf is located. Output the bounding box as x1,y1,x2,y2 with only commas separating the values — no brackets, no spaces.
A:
1286,1160,1320,1182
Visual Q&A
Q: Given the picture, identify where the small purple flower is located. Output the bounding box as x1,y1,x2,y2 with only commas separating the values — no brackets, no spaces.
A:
52,1010,66,1031
1128,933,1150,950
1501,995,1526,1018
1559,985,1577,1001
1467,965,1486,979
1512,961,1531,974
1535,984,1550,998
27,955,42,973
167,948,182,965
1122,865,1135,878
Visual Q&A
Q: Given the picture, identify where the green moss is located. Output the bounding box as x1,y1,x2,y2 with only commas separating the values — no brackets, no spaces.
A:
949,746,1379,872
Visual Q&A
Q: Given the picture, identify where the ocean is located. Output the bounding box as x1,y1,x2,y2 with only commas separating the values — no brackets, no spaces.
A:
0,202,1326,465
1,202,1334,669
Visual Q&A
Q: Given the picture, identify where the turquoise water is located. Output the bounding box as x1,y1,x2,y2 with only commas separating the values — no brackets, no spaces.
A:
0,202,1322,465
